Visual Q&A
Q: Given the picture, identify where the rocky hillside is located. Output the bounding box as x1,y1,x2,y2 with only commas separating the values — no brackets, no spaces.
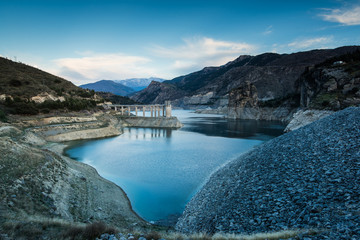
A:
132,81,186,104
0,113,148,239
132,46,360,110
0,57,88,100
0,57,101,115
227,48,360,121
176,107,360,239
299,50,360,110
80,80,135,96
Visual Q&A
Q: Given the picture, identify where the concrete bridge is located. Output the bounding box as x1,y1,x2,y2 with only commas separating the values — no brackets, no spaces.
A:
107,101,172,118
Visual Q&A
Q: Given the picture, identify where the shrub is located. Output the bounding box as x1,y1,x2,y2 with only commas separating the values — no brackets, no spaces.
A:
9,79,22,87
83,222,107,239
145,231,161,240
0,109,7,122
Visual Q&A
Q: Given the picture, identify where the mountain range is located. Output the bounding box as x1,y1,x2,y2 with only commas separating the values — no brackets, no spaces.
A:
131,46,360,118
80,80,135,96
115,77,166,91
80,78,166,96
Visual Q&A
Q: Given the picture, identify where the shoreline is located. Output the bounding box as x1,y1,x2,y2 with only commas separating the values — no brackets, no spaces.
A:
1,111,169,233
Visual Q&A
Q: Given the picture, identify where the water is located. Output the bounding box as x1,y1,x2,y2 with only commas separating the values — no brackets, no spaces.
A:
65,110,285,223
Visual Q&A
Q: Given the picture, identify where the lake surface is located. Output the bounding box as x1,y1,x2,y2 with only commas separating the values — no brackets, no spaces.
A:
65,110,285,223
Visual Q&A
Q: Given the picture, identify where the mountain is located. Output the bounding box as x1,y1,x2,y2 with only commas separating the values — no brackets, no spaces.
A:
0,57,99,115
131,46,360,114
115,77,166,92
80,80,135,96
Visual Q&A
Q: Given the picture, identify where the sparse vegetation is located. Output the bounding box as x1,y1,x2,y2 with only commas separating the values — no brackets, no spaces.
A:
63,221,117,240
0,109,7,122
258,94,301,108
97,91,139,105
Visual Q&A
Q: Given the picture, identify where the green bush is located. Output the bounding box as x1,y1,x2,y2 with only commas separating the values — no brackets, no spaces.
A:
0,109,7,122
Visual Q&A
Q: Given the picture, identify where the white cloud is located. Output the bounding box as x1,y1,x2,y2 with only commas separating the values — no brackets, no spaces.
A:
52,53,158,85
288,36,334,50
150,37,257,74
263,25,273,35
50,37,257,85
319,6,360,26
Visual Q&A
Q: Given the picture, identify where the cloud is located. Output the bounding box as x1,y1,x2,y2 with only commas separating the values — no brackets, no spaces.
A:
288,36,334,50
150,37,257,74
50,37,257,84
263,25,273,35
52,53,157,85
319,6,360,26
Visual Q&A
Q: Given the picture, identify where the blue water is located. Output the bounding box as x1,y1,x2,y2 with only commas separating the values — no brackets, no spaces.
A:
65,110,285,223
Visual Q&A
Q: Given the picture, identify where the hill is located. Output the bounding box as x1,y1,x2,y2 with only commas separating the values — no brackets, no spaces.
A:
131,46,360,113
0,57,100,115
96,91,139,105
80,80,135,96
176,107,360,239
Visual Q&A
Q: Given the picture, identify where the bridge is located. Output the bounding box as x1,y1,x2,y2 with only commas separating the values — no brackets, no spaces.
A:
106,101,172,118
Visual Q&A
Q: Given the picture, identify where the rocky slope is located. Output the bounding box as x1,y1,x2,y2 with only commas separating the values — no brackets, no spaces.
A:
299,51,360,110
176,107,360,239
132,46,360,111
229,49,360,122
0,119,146,239
0,57,102,116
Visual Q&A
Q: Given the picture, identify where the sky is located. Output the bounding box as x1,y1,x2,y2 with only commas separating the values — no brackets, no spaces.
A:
0,0,360,85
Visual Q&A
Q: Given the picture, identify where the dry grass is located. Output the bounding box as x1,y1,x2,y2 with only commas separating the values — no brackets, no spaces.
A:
161,228,321,240
1,213,321,240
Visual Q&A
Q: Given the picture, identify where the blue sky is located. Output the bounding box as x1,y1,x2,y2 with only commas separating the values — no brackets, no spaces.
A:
0,0,359,85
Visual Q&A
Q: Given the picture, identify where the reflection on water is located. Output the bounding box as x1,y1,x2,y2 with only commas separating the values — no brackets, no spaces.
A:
127,128,172,139
65,110,285,223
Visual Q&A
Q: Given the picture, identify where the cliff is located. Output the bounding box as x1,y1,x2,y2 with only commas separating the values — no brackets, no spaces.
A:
229,48,360,122
299,51,360,110
176,107,360,239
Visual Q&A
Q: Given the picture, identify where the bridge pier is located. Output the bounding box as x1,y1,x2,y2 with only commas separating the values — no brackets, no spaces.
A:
109,102,172,118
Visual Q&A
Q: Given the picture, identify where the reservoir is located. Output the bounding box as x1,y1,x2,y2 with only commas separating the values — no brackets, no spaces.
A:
65,110,285,224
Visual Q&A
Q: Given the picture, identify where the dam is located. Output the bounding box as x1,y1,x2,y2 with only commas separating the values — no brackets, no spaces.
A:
107,101,172,118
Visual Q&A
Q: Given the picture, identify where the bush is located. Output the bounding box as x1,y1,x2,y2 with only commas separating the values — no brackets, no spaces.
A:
145,231,161,240
64,222,113,240
0,109,7,122
9,79,22,87
83,222,107,239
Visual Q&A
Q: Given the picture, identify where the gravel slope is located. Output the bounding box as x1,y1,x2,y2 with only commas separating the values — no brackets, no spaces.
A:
176,107,360,239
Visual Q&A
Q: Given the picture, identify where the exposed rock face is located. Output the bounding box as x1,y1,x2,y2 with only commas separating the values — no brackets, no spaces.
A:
227,82,297,121
131,81,186,104
176,107,360,239
131,47,360,113
121,116,183,128
12,113,123,142
284,109,334,132
228,81,258,109
31,92,65,103
300,64,360,110
0,123,144,231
